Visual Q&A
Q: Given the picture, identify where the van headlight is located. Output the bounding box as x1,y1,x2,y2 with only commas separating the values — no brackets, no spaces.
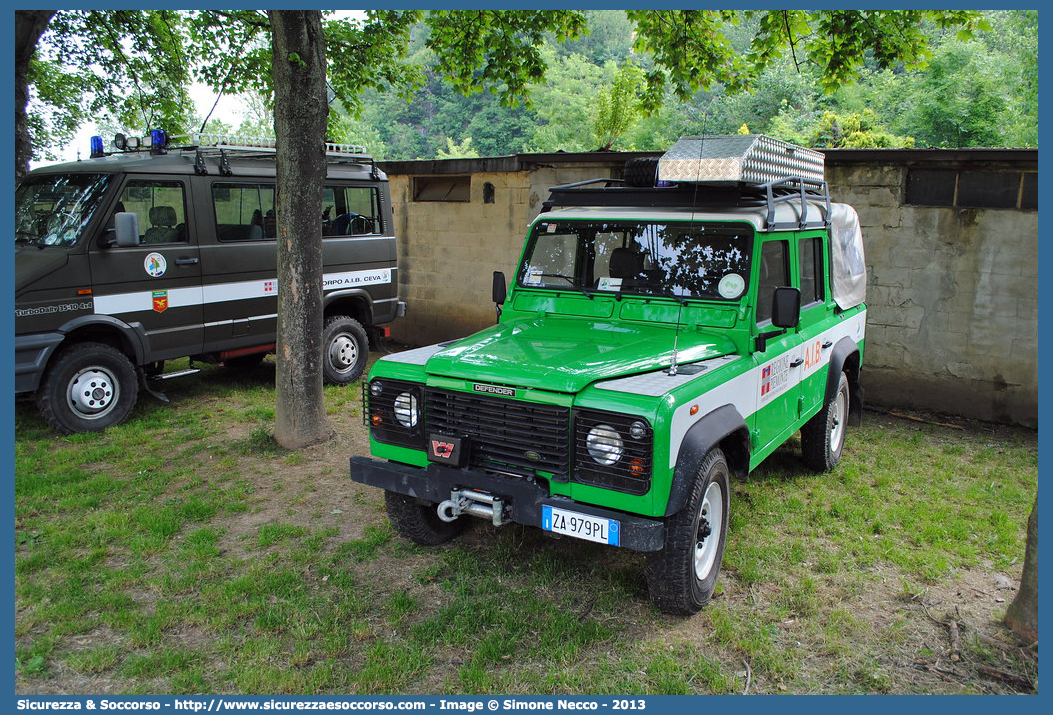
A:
586,424,624,466
393,391,419,428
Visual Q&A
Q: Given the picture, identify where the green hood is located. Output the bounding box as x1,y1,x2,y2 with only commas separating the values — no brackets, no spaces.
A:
425,314,736,393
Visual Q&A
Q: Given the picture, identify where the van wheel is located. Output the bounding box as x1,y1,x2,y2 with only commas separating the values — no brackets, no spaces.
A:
322,315,368,385
384,491,468,546
37,342,139,434
801,371,850,471
646,448,730,615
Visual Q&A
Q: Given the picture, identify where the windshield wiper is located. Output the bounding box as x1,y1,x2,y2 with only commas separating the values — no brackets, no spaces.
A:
538,273,594,299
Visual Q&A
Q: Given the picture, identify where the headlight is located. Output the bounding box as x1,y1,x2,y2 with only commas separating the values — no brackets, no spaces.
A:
393,391,419,428
586,424,624,466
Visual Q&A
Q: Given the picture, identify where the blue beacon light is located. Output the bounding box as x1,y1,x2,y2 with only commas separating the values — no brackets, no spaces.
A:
89,135,106,158
150,129,168,155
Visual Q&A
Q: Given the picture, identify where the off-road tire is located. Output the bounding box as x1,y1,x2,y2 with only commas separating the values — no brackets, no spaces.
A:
800,371,850,471
646,448,730,615
623,157,660,187
385,491,468,546
37,342,139,434
322,315,368,385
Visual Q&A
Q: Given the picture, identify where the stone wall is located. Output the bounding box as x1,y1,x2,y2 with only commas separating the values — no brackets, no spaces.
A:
379,149,1037,426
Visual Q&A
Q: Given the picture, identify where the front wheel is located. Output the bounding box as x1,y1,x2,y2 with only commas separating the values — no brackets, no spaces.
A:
800,371,850,471
37,342,139,434
646,448,731,615
384,491,468,546
322,315,368,385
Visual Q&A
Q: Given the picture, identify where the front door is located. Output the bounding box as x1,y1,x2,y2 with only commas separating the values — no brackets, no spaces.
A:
750,238,802,456
89,177,203,360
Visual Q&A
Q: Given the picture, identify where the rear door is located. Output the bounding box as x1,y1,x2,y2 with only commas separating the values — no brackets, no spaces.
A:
89,176,203,360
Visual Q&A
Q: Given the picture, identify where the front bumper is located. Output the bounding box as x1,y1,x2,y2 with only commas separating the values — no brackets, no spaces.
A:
349,455,665,552
15,331,65,393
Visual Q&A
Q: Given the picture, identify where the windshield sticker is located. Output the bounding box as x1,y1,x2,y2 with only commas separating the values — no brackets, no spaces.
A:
597,277,622,291
545,223,558,233
524,267,543,285
717,273,745,299
144,252,167,278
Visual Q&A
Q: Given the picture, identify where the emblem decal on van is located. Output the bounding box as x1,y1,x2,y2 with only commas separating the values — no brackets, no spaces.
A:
152,290,169,313
472,383,516,397
144,252,167,278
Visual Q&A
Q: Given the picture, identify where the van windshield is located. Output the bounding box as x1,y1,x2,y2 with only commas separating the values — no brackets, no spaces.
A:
15,173,112,248
518,220,753,301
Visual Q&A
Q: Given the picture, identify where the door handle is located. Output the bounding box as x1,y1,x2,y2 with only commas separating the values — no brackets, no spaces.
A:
175,257,199,266
790,357,804,368
821,341,833,349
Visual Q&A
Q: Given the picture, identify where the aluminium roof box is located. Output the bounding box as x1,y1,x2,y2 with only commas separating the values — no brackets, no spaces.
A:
658,135,825,186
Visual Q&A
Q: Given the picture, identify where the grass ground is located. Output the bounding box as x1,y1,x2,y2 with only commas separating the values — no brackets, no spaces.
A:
14,351,1038,694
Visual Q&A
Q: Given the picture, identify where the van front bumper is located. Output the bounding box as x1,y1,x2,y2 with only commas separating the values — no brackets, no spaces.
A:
15,332,65,393
348,455,665,552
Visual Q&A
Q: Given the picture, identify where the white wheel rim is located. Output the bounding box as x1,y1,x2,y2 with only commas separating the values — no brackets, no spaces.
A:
830,386,847,453
694,481,724,580
68,366,119,419
328,333,358,374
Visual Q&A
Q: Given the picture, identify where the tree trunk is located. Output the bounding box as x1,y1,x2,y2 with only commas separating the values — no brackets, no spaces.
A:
15,10,55,181
1005,498,1037,643
269,10,333,449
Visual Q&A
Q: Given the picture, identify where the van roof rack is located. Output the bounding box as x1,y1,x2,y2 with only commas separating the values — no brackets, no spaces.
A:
541,176,832,231
177,133,377,177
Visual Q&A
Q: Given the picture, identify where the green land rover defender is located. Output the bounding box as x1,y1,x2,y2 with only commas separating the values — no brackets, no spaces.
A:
349,136,868,614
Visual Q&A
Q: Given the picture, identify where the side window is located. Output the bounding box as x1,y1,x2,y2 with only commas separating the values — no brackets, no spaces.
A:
117,180,187,244
756,240,789,324
212,183,276,242
798,236,824,306
324,185,382,236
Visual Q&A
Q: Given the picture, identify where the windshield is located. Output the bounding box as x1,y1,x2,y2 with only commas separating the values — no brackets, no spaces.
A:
15,173,112,248
518,220,753,301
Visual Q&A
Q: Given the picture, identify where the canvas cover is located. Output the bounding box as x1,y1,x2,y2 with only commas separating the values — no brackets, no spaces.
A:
829,203,867,310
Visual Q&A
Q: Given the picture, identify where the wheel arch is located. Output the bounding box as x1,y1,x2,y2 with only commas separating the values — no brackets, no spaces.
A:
324,290,373,327
665,404,750,517
56,315,146,366
826,337,863,426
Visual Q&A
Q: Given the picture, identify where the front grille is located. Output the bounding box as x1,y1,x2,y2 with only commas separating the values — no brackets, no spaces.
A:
425,388,570,477
574,410,653,495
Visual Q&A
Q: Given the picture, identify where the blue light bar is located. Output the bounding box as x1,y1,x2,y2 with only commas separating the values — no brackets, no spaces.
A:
90,135,106,158
150,129,168,155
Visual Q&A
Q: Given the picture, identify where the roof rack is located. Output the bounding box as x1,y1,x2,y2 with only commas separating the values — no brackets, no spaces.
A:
542,176,832,231
177,133,378,177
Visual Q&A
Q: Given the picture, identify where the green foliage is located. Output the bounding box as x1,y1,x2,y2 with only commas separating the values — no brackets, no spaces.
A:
436,136,480,160
592,63,646,151
769,109,915,149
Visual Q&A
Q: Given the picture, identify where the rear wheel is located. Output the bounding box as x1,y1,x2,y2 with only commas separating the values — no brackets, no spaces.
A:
801,371,850,471
322,315,368,385
646,448,730,615
385,491,468,546
37,342,139,434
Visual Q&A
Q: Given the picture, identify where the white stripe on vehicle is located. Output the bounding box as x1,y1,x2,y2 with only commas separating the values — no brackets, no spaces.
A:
92,269,392,317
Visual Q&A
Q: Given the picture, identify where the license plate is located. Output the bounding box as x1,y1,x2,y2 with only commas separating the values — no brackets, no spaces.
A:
542,505,620,547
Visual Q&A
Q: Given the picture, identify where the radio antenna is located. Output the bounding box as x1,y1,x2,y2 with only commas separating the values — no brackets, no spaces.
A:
668,110,711,377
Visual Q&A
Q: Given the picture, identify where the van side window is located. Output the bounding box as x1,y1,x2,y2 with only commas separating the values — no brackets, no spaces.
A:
323,186,382,236
117,180,187,244
213,183,276,242
798,236,824,306
756,239,789,325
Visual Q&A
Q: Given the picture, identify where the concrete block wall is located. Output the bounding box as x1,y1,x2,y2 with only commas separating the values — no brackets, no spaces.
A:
381,150,1037,426
826,160,1037,426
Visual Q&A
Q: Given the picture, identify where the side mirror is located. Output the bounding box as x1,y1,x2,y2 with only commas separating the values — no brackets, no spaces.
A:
492,271,507,305
770,286,801,329
114,212,140,247
492,271,507,321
